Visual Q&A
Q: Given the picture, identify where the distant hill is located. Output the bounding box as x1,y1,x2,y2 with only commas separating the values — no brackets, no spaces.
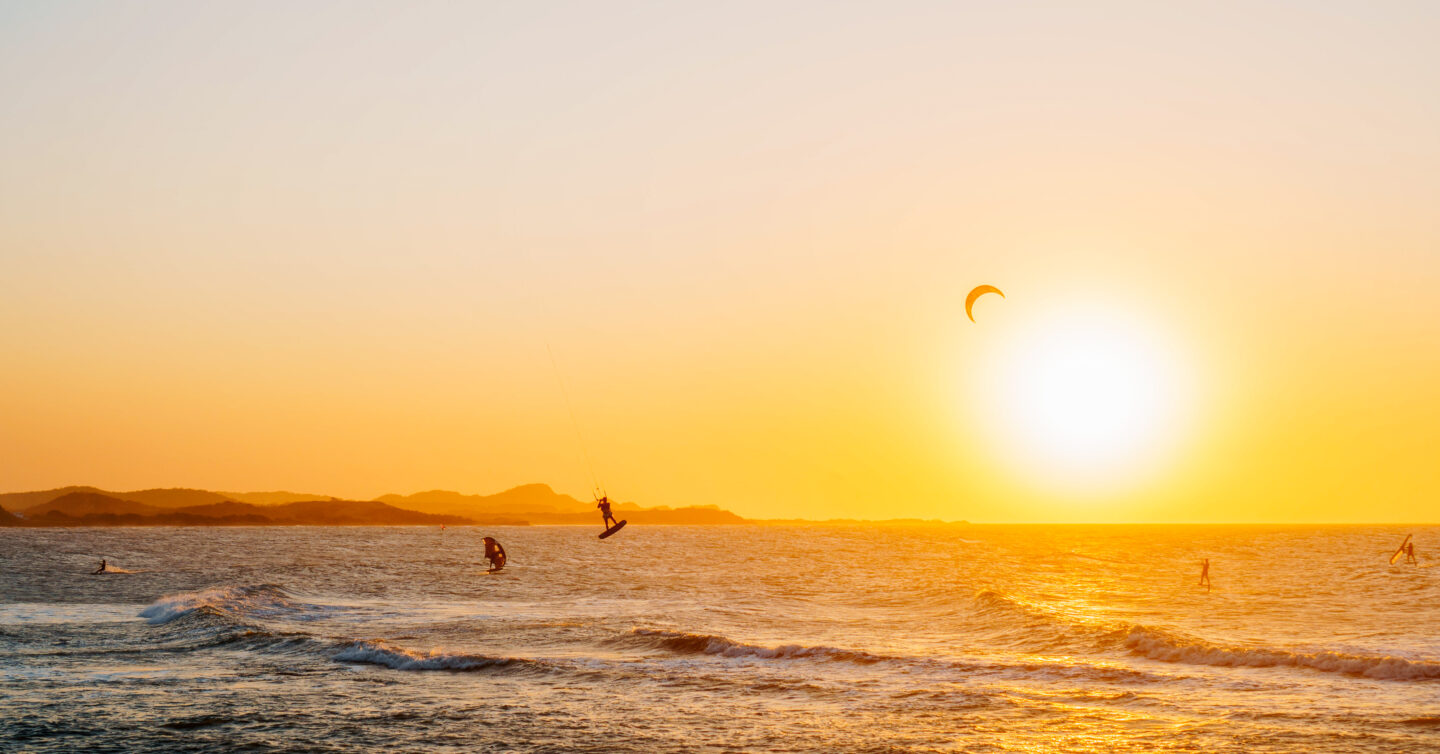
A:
0,486,111,512
166,501,272,518
13,496,485,527
378,484,596,516
221,491,330,505
376,484,744,525
113,488,236,508
25,492,166,517
255,499,486,526
0,483,749,527
2,487,239,512
25,510,275,527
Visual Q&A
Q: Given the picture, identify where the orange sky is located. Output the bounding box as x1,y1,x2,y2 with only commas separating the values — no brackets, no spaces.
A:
1,2,1437,522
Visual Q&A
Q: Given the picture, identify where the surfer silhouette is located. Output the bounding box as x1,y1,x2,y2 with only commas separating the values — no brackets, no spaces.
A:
93,559,106,575
597,496,618,529
1406,542,1418,565
482,537,506,571
1199,558,1211,591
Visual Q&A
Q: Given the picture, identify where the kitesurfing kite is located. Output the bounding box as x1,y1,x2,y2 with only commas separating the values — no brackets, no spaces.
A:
965,285,1004,322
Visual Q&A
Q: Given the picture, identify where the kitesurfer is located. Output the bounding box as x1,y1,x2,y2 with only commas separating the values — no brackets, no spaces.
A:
483,537,506,571
93,559,106,575
1199,558,1211,591
597,496,618,530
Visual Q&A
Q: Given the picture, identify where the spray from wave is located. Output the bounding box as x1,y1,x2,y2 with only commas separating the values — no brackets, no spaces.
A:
139,584,333,625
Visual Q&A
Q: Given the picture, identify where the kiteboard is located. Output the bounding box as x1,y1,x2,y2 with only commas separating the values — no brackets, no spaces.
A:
1390,534,1413,565
599,520,628,539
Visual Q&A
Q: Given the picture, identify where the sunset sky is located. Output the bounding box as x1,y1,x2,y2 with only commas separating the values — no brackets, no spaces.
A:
2,2,1437,522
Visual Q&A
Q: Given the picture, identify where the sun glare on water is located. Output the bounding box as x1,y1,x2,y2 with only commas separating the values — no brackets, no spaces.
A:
969,300,1196,495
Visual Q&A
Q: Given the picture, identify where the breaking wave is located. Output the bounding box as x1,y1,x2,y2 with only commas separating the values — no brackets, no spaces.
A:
1113,625,1440,681
134,583,1438,687
967,588,1440,682
139,584,333,625
624,627,1162,684
136,586,544,675
628,628,892,664
333,640,542,672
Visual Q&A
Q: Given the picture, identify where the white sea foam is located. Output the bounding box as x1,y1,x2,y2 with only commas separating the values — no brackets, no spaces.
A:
139,584,310,625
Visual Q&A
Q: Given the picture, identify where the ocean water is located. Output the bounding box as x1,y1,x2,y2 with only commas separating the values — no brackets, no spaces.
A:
1,525,1437,752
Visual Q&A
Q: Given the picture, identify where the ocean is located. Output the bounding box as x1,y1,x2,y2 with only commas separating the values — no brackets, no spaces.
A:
2,525,1437,752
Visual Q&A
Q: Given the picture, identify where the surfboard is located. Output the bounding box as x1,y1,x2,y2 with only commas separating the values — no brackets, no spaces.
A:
599,520,628,539
1390,534,1412,565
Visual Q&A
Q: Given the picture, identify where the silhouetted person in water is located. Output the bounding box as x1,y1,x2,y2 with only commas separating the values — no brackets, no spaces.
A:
1199,558,1211,591
597,496,618,530
1406,542,1418,565
482,537,506,571
93,559,106,575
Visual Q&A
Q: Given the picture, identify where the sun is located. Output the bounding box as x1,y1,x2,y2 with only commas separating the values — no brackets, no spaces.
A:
969,301,1195,494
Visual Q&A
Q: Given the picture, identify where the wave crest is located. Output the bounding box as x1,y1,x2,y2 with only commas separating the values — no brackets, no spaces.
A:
333,640,539,672
629,628,889,664
139,584,318,625
1115,625,1440,681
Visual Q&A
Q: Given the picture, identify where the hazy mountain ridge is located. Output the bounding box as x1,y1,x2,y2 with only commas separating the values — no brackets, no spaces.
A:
7,491,490,527
377,484,745,525
377,484,595,515
0,486,235,511
24,492,166,517
221,491,332,505
0,484,747,526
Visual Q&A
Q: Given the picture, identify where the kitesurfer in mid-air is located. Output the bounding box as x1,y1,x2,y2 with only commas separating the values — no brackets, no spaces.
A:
482,537,506,571
597,496,618,530
1199,558,1211,591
